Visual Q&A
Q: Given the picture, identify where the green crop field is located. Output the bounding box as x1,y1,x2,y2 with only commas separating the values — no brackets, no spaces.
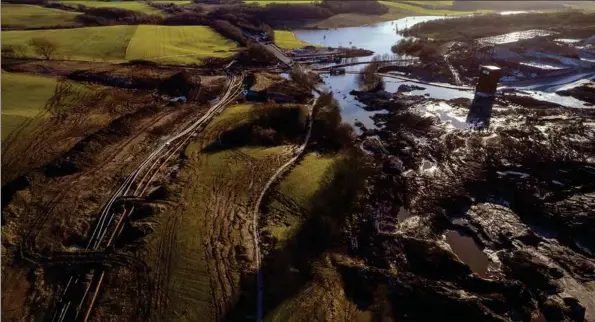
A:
125,25,237,64
2,25,237,65
1,4,81,28
2,26,136,62
1,73,58,140
274,31,313,49
57,0,165,15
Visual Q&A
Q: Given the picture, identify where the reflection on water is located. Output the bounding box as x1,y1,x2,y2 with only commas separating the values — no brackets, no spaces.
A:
444,230,490,278
319,74,377,130
319,74,476,129
383,78,474,100
294,16,445,63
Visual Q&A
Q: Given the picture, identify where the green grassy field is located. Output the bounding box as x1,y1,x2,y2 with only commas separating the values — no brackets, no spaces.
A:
125,25,237,64
402,0,454,8
145,103,293,321
56,0,164,15
1,4,81,28
1,73,58,140
380,1,490,15
1,25,237,64
264,153,337,244
274,31,313,50
2,26,136,62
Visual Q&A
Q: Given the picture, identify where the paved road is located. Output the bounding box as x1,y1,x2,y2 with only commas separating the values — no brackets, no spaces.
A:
264,43,293,66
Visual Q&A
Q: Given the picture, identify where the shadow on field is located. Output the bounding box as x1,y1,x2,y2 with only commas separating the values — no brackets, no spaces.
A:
224,148,370,321
201,105,307,153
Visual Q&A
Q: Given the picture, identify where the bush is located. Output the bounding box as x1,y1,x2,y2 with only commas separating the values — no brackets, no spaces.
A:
312,93,355,152
210,19,246,45
392,38,440,61
290,65,320,91
357,61,384,91
163,12,207,25
75,7,162,26
247,40,276,64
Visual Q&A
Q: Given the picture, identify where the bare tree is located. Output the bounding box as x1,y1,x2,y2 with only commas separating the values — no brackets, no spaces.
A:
29,37,58,60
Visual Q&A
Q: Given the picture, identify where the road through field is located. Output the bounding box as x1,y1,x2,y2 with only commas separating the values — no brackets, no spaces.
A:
251,96,318,322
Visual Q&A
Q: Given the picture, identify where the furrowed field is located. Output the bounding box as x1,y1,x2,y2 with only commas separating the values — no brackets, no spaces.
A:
1,4,81,28
1,25,238,65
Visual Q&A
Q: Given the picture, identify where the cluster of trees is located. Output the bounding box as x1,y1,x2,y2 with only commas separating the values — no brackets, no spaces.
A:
312,92,355,152
452,0,568,11
357,59,384,91
76,7,161,26
2,37,57,60
318,0,388,15
246,41,277,64
148,1,185,14
289,65,320,92
391,38,440,60
403,10,594,42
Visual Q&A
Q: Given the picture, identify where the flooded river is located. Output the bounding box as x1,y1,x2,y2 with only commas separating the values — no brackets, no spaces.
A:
294,14,593,127
295,16,444,63
295,16,476,128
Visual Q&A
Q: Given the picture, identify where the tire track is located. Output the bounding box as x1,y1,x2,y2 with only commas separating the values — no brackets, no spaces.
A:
152,215,178,320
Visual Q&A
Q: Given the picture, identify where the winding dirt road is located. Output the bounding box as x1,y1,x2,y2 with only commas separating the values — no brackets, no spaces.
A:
251,97,318,322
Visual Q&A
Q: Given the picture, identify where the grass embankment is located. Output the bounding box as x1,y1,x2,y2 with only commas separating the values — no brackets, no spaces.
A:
263,154,337,245
1,4,81,28
380,1,490,16
1,25,237,64
274,31,313,50
57,0,165,15
261,148,371,321
1,72,57,140
148,103,307,321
